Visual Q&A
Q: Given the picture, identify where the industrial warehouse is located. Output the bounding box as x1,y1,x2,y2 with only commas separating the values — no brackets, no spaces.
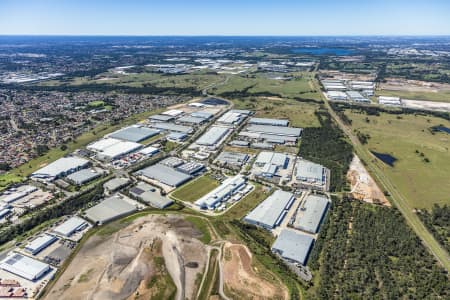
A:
88,138,143,162
293,194,330,234
194,175,247,210
246,124,302,137
24,233,58,255
248,117,289,127
271,229,315,266
244,190,295,230
177,115,207,125
52,216,89,238
65,168,103,186
137,163,193,189
149,122,193,134
193,126,231,149
320,77,375,103
108,126,160,143
216,109,251,126
252,151,295,183
214,151,249,168
31,156,90,181
129,182,174,209
84,195,139,224
295,159,330,191
0,253,52,281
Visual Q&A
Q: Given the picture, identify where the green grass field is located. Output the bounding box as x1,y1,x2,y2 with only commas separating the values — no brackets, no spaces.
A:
41,71,225,92
220,184,270,221
87,100,105,107
344,109,450,209
376,90,450,103
171,175,220,203
185,216,212,244
212,72,321,100
232,97,321,128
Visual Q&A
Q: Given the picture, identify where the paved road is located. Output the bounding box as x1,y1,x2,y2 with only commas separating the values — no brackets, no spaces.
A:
318,85,450,272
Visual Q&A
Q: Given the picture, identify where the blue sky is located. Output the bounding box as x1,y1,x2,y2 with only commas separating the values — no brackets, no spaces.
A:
0,0,449,35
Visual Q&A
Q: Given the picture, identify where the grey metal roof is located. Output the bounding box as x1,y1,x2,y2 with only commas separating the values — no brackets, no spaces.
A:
138,164,192,187
109,126,160,142
31,157,90,179
103,177,131,191
160,157,185,168
251,142,274,149
53,216,88,237
294,195,329,234
85,195,137,223
249,117,289,127
177,116,206,125
271,229,314,265
176,161,205,175
195,175,246,209
217,111,245,125
25,233,57,254
215,151,249,166
149,114,175,122
230,109,252,115
196,126,230,146
66,168,101,185
150,122,193,134
191,111,213,120
246,124,302,137
230,140,249,147
296,159,324,183
140,191,174,209
244,190,294,229
130,182,173,208
255,151,287,167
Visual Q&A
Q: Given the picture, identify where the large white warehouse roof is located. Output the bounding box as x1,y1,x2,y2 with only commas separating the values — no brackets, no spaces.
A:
31,157,90,180
244,190,294,229
53,216,88,237
272,229,314,265
0,253,51,281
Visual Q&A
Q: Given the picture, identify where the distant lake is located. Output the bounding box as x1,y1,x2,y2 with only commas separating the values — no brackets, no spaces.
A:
371,151,397,167
291,47,355,56
432,126,450,134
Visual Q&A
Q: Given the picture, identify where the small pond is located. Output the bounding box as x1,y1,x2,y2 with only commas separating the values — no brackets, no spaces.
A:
432,126,450,134
371,151,397,167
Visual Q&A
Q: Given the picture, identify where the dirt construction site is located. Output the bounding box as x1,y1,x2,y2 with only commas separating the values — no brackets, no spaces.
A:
222,242,288,300
44,214,208,300
347,155,390,206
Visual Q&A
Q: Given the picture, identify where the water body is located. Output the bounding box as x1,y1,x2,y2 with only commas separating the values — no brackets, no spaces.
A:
201,97,228,106
291,47,355,56
433,126,450,134
371,151,397,167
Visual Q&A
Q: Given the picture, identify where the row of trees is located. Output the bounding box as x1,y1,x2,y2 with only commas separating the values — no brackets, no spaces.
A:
310,196,450,299
0,184,104,245
298,111,353,192
417,204,450,254
1,82,201,97
331,102,450,121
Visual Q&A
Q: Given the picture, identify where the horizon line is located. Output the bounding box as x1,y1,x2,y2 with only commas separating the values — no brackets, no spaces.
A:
1,34,450,37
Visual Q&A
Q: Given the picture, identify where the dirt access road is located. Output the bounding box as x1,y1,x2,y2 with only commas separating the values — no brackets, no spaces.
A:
222,242,288,300
45,215,208,300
